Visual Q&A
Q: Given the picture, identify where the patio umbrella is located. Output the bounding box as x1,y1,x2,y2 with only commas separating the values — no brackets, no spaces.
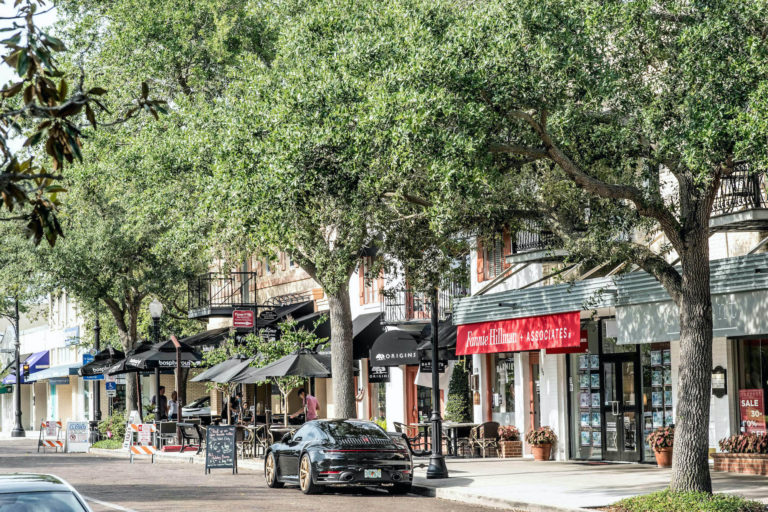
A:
106,342,155,421
231,349,331,383
78,347,125,377
124,339,202,370
106,342,155,376
210,357,256,384
190,355,248,383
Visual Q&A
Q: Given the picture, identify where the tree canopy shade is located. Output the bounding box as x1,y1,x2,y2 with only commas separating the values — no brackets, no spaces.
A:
396,0,768,492
207,0,472,418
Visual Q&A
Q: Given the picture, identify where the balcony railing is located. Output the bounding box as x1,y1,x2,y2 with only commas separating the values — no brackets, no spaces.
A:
188,272,258,318
381,282,470,325
712,164,768,216
512,229,561,254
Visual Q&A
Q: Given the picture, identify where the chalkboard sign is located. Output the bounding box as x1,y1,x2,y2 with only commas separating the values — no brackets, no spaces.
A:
205,425,237,474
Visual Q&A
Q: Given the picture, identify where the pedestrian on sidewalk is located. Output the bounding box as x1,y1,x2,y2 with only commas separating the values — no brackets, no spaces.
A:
151,386,168,421
290,388,318,422
168,390,179,420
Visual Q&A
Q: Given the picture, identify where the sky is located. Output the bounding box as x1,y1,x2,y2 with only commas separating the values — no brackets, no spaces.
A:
1,2,58,82
0,2,58,150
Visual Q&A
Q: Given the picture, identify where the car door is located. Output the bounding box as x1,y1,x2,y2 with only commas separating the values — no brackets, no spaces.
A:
277,425,310,478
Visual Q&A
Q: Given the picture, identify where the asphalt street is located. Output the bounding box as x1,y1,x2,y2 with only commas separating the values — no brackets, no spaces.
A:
0,440,497,512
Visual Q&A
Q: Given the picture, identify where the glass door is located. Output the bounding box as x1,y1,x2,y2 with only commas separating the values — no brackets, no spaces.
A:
602,356,641,462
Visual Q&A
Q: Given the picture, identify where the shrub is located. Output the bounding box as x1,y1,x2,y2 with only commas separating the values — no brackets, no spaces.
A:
647,426,674,450
525,426,557,446
91,439,122,450
445,359,472,423
609,490,766,512
98,411,127,440
498,425,520,441
719,434,768,454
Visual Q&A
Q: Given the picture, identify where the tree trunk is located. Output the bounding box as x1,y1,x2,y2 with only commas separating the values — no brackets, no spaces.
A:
670,232,713,492
328,283,355,418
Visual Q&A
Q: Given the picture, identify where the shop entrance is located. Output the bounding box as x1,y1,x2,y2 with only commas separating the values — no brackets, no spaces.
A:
601,354,641,462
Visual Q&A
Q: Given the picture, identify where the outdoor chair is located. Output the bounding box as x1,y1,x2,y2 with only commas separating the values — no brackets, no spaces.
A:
470,421,500,458
156,421,178,448
453,426,474,458
253,424,269,458
235,426,254,459
393,422,426,452
179,423,204,454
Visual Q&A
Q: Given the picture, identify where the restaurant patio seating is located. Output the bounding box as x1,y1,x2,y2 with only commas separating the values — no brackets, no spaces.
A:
470,421,500,457
235,426,254,458
251,424,270,458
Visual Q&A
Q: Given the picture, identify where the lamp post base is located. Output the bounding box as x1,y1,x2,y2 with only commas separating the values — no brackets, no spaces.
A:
11,427,25,438
426,453,449,479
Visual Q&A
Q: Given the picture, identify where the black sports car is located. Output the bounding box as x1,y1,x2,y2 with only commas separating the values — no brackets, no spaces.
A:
265,419,413,495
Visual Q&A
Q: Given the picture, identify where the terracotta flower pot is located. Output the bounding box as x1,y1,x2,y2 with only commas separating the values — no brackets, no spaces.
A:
531,443,552,461
654,446,673,468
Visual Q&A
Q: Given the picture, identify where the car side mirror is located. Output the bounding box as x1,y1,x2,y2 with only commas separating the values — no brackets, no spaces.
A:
293,436,302,443
281,432,292,443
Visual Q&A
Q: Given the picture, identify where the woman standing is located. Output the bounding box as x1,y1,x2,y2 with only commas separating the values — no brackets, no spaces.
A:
168,390,179,421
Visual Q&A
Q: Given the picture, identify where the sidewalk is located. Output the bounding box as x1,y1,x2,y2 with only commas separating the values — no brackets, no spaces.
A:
411,457,768,511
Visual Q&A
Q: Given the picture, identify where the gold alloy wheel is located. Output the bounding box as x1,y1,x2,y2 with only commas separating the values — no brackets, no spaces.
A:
265,453,275,484
299,455,310,491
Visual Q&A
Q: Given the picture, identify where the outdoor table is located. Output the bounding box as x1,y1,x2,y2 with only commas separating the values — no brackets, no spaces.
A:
441,422,478,456
248,424,269,458
416,422,432,452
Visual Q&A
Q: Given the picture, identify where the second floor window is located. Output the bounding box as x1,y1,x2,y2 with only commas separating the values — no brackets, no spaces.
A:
359,256,383,305
477,231,511,283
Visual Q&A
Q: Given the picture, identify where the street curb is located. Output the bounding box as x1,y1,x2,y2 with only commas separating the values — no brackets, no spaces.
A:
411,484,594,512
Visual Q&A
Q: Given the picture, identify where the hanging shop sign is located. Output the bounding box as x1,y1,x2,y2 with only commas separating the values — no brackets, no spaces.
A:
739,389,766,434
232,310,255,329
368,365,390,383
419,359,447,373
455,311,581,355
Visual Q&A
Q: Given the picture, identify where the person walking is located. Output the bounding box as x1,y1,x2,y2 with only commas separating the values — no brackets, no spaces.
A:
167,390,179,420
290,388,319,422
151,386,168,421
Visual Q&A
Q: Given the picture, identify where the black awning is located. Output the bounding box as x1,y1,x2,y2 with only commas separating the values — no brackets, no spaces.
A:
257,301,316,328
352,312,383,360
181,327,231,349
417,317,457,350
369,329,420,366
294,311,331,339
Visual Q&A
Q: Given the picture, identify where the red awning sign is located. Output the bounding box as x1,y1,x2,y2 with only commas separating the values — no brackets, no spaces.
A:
456,311,581,355
232,310,255,329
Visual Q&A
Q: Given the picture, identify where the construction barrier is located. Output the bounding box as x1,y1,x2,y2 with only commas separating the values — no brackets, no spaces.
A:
38,420,63,453
126,423,157,463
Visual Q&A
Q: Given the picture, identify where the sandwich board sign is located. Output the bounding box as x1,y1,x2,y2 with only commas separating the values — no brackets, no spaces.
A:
65,421,90,453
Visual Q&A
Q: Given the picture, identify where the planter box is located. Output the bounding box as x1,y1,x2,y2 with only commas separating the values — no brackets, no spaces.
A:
713,453,768,475
499,440,522,458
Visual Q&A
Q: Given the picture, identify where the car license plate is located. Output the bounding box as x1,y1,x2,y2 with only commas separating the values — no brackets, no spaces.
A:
364,469,381,479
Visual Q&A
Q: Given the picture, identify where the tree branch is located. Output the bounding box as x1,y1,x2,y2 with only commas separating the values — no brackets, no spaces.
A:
508,109,684,251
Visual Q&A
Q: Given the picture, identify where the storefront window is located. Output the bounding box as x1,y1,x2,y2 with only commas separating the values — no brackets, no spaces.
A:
736,339,768,434
490,353,515,425
416,385,432,423
370,382,387,427
641,343,674,460
568,323,602,460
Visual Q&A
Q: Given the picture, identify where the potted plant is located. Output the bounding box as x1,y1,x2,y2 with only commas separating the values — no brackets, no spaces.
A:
525,426,557,461
647,426,674,467
498,425,522,458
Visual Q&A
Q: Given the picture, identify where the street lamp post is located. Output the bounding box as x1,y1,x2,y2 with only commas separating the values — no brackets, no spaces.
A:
93,315,101,422
427,287,448,479
149,299,163,424
11,298,25,437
